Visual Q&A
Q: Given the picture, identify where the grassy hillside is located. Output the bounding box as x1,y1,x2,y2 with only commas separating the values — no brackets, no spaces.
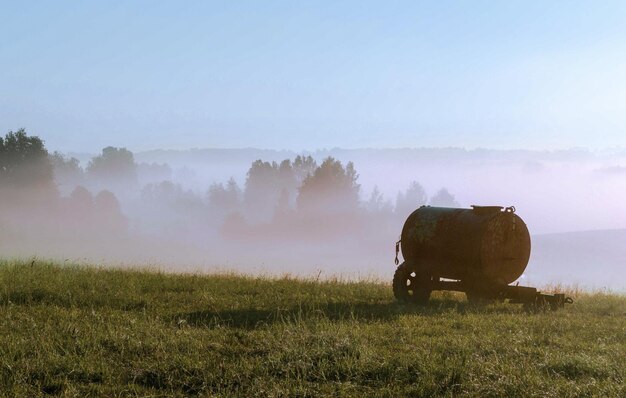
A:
0,260,624,397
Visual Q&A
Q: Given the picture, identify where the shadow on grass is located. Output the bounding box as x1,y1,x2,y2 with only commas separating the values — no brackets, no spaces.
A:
172,299,516,329
0,288,148,312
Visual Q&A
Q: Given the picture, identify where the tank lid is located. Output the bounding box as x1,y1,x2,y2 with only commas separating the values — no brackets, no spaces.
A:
471,205,503,215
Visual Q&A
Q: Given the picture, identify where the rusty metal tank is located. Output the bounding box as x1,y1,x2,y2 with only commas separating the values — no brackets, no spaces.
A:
400,205,531,285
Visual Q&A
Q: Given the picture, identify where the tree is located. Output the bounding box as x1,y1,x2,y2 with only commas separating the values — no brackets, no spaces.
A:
243,160,282,222
50,151,84,195
93,190,128,234
297,157,360,215
430,188,460,207
87,146,138,192
207,177,242,215
94,190,122,213
141,180,204,211
70,185,94,210
395,181,427,217
293,155,317,183
273,188,292,222
242,156,319,223
366,186,393,215
277,159,297,204
226,177,242,203
0,128,54,190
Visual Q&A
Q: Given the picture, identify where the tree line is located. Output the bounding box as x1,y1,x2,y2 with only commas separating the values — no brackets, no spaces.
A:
1,129,460,241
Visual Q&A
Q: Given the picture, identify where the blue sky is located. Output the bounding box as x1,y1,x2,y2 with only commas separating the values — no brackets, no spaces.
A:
2,1,626,152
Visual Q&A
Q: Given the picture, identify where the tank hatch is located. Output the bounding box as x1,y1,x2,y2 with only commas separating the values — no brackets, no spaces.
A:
471,205,504,215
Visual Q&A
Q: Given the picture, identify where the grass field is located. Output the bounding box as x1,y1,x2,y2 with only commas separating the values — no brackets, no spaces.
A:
0,260,624,397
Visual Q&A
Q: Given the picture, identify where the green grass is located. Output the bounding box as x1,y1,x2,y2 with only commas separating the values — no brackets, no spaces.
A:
0,259,624,397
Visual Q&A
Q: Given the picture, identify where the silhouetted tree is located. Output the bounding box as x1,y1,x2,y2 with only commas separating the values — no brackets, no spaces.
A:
94,190,121,212
226,177,242,203
141,180,204,212
59,185,96,232
243,160,285,222
297,157,360,215
273,188,293,223
207,177,242,215
242,156,319,223
395,181,427,217
293,155,317,183
430,188,460,207
366,186,393,215
87,146,138,193
93,190,128,234
50,151,84,195
0,129,54,191
70,185,94,211
277,160,297,203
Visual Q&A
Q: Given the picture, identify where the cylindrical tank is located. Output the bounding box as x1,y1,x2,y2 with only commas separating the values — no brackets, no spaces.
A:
400,205,531,285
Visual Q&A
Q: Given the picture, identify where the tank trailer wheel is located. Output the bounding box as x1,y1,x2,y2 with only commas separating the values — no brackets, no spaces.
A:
393,261,432,305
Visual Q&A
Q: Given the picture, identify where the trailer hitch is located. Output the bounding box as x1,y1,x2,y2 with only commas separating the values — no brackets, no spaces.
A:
518,292,574,312
394,239,401,265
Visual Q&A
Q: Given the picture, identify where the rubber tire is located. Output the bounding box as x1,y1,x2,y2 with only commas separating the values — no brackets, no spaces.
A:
393,261,431,305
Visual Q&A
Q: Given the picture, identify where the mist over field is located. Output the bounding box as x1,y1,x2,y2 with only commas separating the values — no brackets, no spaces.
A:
1,130,624,290
3,2,626,293
3,3,626,396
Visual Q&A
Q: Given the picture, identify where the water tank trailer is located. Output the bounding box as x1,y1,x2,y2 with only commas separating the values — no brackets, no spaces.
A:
393,205,572,309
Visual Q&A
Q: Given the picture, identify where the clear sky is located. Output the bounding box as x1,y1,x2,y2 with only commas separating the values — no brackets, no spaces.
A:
2,1,626,153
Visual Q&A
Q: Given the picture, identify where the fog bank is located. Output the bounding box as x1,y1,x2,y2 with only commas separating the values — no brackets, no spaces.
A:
2,133,625,290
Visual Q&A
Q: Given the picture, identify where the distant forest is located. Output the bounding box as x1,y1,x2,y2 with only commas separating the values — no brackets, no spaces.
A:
3,128,626,289
0,129,460,247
